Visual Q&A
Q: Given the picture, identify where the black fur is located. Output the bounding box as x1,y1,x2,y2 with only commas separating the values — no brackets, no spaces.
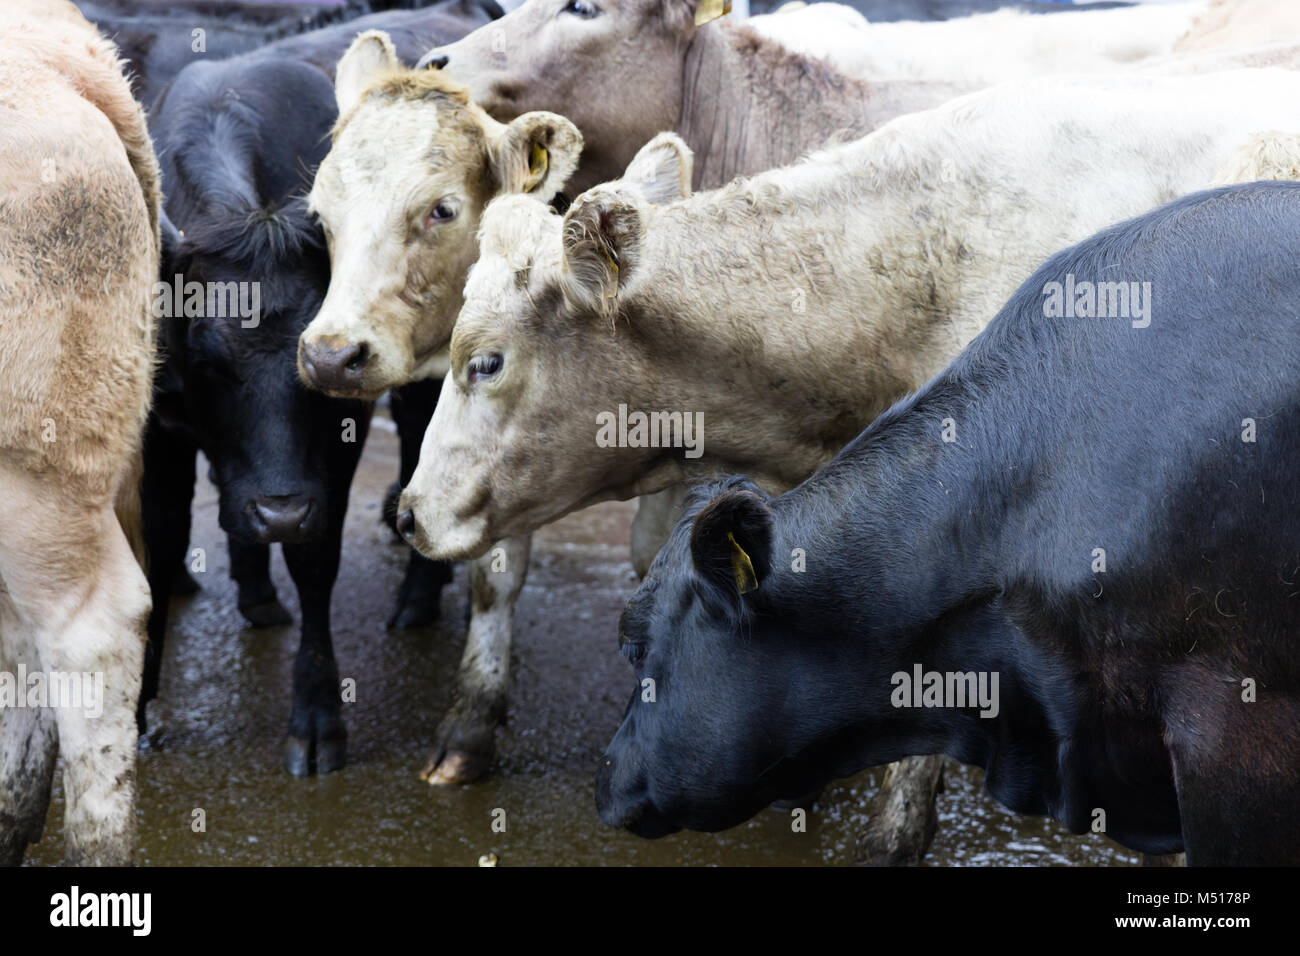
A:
599,182,1300,864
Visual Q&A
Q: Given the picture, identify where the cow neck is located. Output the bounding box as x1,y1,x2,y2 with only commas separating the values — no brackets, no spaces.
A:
769,365,1064,796
775,352,1019,661
678,20,878,190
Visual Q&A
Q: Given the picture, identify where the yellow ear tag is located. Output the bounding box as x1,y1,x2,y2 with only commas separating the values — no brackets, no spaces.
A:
694,0,732,26
527,141,549,191
728,532,758,594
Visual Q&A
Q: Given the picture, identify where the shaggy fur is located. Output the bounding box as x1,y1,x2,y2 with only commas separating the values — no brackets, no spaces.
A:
0,0,159,866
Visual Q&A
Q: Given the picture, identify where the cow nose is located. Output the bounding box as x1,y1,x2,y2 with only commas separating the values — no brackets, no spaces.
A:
301,340,370,394
396,509,417,541
250,494,313,542
420,52,449,70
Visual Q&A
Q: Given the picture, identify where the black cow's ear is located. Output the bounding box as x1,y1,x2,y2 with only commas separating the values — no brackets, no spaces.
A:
690,488,773,597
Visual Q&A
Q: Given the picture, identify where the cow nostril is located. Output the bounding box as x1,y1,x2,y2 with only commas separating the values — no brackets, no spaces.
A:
345,342,370,372
396,509,416,540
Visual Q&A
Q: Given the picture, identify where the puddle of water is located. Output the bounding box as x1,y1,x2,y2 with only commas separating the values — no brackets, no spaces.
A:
22,424,1135,866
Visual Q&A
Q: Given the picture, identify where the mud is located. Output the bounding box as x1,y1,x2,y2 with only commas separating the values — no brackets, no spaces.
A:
24,415,1134,866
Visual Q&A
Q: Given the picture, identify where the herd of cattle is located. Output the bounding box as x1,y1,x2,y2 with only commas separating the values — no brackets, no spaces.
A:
1,0,1299,867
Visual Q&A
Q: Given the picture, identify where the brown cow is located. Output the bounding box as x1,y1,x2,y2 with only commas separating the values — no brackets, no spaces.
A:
0,0,159,866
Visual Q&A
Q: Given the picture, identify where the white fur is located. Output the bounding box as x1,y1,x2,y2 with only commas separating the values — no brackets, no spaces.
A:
748,1,1209,83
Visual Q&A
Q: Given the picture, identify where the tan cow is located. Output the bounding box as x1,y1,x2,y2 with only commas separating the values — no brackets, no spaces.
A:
0,0,158,866
402,67,1300,558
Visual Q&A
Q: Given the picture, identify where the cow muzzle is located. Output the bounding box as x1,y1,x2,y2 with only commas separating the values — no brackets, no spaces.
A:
300,338,372,397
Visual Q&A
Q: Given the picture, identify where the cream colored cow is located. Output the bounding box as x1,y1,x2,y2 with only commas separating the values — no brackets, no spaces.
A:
0,0,159,865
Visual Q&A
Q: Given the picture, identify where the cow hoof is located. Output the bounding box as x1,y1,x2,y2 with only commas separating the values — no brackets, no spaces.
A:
420,749,491,786
387,596,440,630
172,565,201,596
240,599,293,628
283,734,347,777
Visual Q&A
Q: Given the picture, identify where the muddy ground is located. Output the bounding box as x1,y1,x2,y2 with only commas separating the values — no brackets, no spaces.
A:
26,414,1134,866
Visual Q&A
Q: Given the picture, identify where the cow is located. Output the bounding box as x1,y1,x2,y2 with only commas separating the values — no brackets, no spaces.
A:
140,5,488,776
0,0,159,865
596,180,1300,866
397,67,1300,859
416,0,971,195
747,2,1208,84
401,68,1300,563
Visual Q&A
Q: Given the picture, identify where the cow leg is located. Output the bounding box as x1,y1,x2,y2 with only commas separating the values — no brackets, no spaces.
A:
855,755,946,866
0,604,57,866
421,535,531,785
230,536,291,628
0,472,149,866
1168,696,1300,865
280,522,347,777
629,485,687,579
138,415,197,733
388,379,454,629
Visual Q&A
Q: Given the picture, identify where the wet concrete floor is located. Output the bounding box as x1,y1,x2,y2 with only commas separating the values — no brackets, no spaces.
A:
26,415,1134,866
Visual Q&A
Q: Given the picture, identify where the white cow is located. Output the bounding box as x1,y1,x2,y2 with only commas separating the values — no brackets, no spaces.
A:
748,1,1209,83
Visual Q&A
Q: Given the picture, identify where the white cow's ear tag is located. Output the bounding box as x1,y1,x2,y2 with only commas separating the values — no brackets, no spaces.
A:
526,141,549,191
694,0,732,26
728,532,758,595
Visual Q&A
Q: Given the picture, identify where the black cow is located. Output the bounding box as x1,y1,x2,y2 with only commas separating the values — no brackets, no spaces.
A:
140,5,491,775
77,0,502,107
745,0,1131,17
597,182,1300,865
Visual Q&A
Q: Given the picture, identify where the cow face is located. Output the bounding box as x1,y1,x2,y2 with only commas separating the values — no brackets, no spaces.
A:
299,31,582,400
169,212,368,545
418,0,715,191
398,134,692,560
595,480,826,836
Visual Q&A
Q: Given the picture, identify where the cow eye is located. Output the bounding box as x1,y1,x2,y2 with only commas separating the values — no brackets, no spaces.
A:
620,640,646,667
425,202,456,227
561,0,598,18
467,352,503,385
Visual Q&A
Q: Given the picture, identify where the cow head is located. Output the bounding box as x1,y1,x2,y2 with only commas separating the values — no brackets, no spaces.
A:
398,133,694,560
594,478,835,836
299,30,582,400
166,201,369,545
417,0,727,191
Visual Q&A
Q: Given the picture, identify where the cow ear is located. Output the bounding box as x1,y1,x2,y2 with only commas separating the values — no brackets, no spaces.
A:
335,31,400,116
490,111,584,198
690,487,774,597
622,133,693,205
560,185,642,309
